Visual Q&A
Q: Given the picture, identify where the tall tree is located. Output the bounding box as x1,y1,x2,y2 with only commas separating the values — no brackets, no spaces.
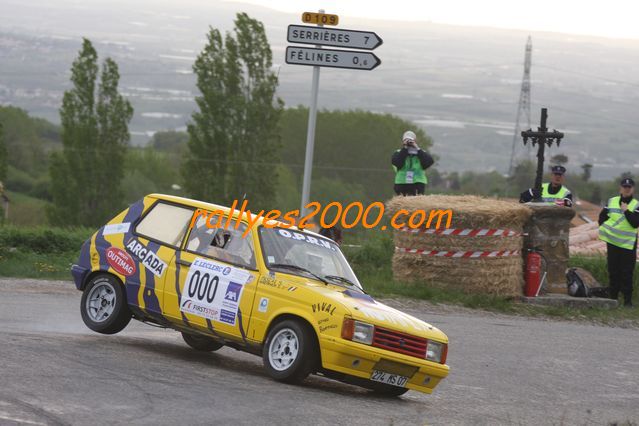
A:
550,154,568,166
581,163,593,182
183,13,283,208
49,38,133,226
0,122,7,183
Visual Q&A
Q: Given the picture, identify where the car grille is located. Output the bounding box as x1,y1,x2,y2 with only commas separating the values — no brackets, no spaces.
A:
372,326,427,359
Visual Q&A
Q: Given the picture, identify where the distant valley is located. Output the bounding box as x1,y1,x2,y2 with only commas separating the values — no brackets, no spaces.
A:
1,0,638,179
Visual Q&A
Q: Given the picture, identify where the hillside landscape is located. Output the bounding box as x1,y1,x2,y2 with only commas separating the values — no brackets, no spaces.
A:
1,0,638,179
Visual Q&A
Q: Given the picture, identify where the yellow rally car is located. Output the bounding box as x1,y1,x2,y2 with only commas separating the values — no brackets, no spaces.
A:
71,194,449,396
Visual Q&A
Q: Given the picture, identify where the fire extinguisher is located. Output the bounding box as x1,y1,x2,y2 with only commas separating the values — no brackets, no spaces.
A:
524,248,543,297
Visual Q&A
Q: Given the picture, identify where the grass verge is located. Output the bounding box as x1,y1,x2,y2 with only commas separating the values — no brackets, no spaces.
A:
1,226,638,324
0,249,77,280
342,230,639,324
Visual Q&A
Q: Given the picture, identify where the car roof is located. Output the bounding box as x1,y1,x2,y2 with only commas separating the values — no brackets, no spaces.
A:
147,193,315,234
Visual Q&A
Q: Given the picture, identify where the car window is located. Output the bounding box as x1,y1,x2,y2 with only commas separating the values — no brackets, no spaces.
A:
186,215,256,269
135,202,194,247
259,227,360,288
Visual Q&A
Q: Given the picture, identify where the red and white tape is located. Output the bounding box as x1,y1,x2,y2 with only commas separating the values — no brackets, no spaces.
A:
395,247,521,258
399,227,523,237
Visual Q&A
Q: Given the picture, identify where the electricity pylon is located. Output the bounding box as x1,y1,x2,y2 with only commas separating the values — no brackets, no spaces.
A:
508,36,532,175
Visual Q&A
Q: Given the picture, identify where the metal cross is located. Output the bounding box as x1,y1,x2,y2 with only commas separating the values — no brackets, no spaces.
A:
521,108,564,202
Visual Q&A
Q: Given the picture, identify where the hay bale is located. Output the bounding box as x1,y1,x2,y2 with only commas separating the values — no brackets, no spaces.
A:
394,230,522,252
386,195,531,229
387,195,531,297
392,253,524,297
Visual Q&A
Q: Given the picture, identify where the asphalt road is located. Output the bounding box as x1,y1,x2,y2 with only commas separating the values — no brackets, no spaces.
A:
1,278,638,426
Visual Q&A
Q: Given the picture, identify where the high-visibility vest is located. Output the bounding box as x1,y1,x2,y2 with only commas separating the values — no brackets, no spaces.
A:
599,196,639,250
541,183,570,204
393,151,428,185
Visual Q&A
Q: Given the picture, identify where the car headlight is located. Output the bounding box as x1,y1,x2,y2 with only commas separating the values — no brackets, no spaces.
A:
341,318,374,345
426,341,447,364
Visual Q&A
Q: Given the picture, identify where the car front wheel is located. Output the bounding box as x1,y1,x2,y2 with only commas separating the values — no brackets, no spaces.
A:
368,382,410,397
262,319,317,384
80,274,131,334
181,332,224,352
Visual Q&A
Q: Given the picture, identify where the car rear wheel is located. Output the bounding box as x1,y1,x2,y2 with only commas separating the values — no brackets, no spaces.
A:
262,319,317,384
181,332,224,352
80,274,131,334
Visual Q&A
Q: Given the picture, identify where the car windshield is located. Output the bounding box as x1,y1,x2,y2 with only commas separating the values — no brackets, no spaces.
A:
259,227,362,290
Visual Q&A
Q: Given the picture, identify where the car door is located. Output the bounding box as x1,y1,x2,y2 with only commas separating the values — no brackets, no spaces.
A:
163,212,260,343
126,200,194,322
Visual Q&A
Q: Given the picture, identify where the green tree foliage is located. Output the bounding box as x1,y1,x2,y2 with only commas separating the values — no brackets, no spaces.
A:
0,107,45,174
550,154,568,165
507,160,536,194
0,122,7,182
122,147,181,203
0,107,60,199
49,38,133,226
278,107,433,203
151,130,189,169
184,13,283,209
581,163,593,182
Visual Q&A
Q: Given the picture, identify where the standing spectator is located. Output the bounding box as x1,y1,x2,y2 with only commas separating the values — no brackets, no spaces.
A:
391,130,434,196
598,177,639,307
319,225,342,246
519,165,573,206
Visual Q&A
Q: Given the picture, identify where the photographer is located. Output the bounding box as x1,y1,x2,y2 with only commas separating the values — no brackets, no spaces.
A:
391,130,434,196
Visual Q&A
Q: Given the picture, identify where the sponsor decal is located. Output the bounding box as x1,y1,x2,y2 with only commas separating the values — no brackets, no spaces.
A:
181,299,220,319
224,282,242,303
317,316,338,332
106,247,136,276
102,222,131,236
125,238,167,277
276,229,336,251
319,324,338,333
312,302,336,316
179,257,250,325
258,297,269,313
220,309,236,324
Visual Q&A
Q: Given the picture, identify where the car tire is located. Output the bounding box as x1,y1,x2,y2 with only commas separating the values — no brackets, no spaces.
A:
262,319,317,384
368,382,410,397
80,274,132,334
181,332,224,352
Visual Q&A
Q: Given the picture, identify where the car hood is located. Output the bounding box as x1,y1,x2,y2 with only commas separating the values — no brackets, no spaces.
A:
306,282,448,343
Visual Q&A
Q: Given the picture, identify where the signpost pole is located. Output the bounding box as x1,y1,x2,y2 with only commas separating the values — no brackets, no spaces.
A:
300,10,324,216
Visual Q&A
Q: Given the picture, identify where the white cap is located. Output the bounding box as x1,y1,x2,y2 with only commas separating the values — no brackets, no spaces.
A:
402,130,416,142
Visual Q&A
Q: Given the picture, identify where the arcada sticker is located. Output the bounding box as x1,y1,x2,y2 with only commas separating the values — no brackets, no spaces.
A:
106,247,136,276
125,238,167,277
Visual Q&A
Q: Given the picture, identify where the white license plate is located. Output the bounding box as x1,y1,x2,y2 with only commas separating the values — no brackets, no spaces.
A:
370,370,409,387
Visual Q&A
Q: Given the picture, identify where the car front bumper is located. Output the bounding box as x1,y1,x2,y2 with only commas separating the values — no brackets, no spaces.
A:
71,264,90,290
319,335,449,394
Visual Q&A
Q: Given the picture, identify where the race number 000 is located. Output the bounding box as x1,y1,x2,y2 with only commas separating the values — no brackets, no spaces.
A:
187,270,219,303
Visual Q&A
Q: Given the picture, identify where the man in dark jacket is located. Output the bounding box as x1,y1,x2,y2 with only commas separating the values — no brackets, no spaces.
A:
598,177,639,307
391,130,434,196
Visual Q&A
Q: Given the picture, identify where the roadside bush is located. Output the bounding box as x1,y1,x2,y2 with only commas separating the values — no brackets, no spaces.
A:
342,229,393,273
0,226,93,254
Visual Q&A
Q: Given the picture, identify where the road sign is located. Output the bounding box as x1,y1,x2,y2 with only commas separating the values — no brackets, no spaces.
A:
301,12,339,26
287,25,383,50
286,46,381,71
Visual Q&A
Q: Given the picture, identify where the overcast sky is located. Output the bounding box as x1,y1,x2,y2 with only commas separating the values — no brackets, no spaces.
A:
225,0,639,40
